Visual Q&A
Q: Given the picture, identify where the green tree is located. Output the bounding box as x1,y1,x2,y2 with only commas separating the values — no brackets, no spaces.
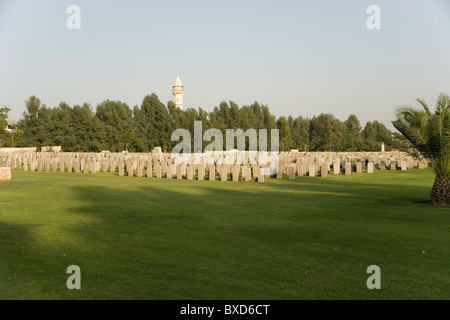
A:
361,120,392,151
0,106,10,146
309,113,343,151
392,93,450,206
96,100,133,152
134,94,172,152
229,101,240,129
238,102,276,150
4,129,24,148
261,105,276,131
295,116,310,151
341,114,362,151
50,102,76,151
168,100,183,132
288,116,310,151
72,103,105,152
19,96,53,148
276,116,292,151
0,106,8,128
121,132,139,152
207,102,228,145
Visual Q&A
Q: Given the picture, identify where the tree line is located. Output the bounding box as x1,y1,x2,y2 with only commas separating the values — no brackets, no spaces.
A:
1,94,393,152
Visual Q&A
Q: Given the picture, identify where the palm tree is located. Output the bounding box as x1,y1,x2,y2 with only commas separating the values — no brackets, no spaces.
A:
392,93,450,206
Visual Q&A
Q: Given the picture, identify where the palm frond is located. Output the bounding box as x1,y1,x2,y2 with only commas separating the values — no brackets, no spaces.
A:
392,94,450,177
435,93,450,115
416,98,431,115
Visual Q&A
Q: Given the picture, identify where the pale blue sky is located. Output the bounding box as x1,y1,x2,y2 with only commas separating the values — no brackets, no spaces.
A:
1,0,449,129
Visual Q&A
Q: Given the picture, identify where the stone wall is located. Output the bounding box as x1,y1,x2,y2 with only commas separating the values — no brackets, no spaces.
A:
0,147,37,153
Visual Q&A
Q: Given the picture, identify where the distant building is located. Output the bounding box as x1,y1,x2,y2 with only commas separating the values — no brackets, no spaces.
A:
172,74,185,110
5,120,17,133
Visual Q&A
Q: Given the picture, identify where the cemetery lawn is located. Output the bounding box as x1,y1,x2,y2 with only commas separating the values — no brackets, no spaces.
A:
0,169,449,300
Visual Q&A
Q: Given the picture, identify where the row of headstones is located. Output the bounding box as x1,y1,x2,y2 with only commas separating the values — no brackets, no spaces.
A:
0,154,266,181
0,152,136,173
0,155,358,180
1,153,424,174
280,151,427,168
0,155,407,173
119,158,421,181
2,155,420,173
119,162,264,182
279,156,426,176
1,151,413,168
1,156,105,173
0,158,419,182
0,152,427,182
1,150,416,166
282,162,368,179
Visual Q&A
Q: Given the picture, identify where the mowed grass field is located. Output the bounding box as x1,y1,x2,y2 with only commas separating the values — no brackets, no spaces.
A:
0,169,448,300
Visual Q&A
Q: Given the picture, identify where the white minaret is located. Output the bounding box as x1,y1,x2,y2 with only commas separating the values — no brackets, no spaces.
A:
172,74,185,110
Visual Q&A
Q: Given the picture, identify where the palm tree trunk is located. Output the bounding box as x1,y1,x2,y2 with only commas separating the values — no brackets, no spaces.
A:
430,176,450,206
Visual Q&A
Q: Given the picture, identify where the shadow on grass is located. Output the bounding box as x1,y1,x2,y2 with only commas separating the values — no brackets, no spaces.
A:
0,222,54,299
413,199,433,205
58,174,448,298
2,172,448,299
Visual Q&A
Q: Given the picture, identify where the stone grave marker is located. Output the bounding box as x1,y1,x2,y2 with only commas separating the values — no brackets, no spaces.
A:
321,164,328,177
345,162,351,175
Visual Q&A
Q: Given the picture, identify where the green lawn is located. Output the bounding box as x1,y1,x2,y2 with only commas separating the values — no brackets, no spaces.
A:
0,169,448,299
